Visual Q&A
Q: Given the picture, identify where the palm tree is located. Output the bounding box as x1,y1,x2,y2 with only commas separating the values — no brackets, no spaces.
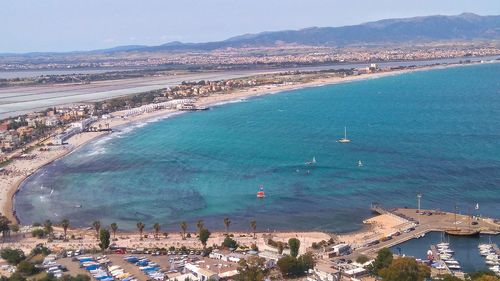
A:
61,219,70,240
250,220,257,239
153,223,161,239
137,222,145,240
180,221,188,240
110,223,118,240
223,217,231,235
92,221,101,238
44,220,53,238
196,220,204,232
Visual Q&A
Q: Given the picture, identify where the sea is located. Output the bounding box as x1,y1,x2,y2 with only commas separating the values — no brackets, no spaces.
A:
15,62,500,234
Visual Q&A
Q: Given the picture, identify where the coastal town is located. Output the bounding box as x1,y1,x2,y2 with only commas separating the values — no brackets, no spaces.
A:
2,4,500,280
1,42,499,72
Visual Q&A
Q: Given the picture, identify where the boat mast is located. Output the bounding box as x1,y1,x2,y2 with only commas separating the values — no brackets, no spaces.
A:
344,126,347,139
454,203,458,231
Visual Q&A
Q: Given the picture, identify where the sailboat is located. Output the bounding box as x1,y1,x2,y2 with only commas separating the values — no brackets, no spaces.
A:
305,157,317,165
445,204,480,236
358,160,363,167
338,126,351,143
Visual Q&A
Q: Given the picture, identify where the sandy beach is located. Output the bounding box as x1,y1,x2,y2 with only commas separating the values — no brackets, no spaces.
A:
0,62,478,228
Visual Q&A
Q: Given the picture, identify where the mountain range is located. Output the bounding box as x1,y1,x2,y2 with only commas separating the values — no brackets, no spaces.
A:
93,13,500,54
3,13,500,56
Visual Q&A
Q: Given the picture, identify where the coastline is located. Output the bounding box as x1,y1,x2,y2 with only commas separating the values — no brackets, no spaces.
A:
1,60,493,228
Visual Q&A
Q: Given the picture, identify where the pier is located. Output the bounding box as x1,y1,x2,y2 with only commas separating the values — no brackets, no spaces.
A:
351,206,500,258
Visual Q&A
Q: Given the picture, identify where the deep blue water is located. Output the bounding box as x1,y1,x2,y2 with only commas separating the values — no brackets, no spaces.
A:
15,63,500,232
391,232,500,273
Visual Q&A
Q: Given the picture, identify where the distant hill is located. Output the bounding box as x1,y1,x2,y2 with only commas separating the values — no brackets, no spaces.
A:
126,13,500,53
218,13,500,47
3,13,500,56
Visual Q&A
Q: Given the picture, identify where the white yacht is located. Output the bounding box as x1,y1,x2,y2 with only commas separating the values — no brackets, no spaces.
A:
448,264,461,270
337,126,351,143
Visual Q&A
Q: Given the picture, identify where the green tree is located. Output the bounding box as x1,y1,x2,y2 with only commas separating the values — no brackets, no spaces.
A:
222,236,238,249
99,229,110,251
16,260,39,276
356,254,369,264
136,222,145,240
153,223,160,239
474,276,500,281
199,228,211,249
0,248,26,265
31,228,45,239
43,220,53,238
60,275,91,281
9,224,19,234
379,257,430,281
250,220,257,238
180,221,188,240
277,253,315,278
277,255,300,277
288,238,300,258
297,252,315,272
369,247,393,275
92,221,101,238
110,223,118,240
5,272,26,281
235,256,268,281
197,220,204,232
60,219,70,240
432,274,463,281
224,217,231,234
468,271,499,281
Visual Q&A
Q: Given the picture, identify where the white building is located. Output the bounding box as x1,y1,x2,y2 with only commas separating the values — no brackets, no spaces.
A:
184,263,219,281
52,127,80,145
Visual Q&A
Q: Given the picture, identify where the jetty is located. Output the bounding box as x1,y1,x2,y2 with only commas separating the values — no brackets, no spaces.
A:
351,204,500,257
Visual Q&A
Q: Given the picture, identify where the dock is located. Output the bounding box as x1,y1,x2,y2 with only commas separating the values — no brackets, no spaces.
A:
352,205,500,258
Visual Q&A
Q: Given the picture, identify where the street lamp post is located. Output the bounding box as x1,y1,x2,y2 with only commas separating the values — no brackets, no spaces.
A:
417,193,422,213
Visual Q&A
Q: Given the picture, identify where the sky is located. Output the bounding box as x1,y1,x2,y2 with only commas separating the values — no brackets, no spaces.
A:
2,0,500,53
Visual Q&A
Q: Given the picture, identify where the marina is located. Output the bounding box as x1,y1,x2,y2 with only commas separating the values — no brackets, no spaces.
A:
390,231,500,274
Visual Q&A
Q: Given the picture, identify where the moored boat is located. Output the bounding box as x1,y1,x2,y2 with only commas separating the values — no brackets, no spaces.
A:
337,126,351,143
256,185,265,198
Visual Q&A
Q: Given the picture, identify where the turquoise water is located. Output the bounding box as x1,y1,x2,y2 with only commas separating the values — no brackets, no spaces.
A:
15,63,500,232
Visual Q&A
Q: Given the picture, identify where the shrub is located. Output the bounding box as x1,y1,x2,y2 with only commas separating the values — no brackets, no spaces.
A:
31,229,45,239
277,253,315,278
16,261,39,275
0,248,26,265
222,236,238,249
30,245,51,256
288,238,300,258
356,255,369,264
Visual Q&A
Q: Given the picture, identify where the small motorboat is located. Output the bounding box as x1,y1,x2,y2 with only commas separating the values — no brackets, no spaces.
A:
305,157,317,165
257,185,265,198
